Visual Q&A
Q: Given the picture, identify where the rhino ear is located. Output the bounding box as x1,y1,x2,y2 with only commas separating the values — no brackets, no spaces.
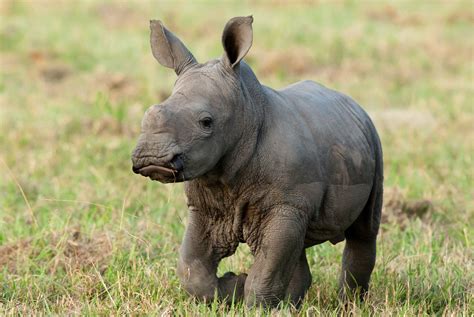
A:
221,16,253,69
150,20,197,75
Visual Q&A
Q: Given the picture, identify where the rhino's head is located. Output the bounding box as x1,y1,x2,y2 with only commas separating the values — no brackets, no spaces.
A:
132,16,254,183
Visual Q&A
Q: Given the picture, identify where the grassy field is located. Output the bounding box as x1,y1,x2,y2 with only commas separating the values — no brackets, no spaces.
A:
1,0,473,315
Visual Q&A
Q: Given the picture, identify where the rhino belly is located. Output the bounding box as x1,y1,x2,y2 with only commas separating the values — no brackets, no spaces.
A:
304,183,372,246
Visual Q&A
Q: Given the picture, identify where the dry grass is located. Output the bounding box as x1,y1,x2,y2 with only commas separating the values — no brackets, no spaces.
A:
0,228,113,274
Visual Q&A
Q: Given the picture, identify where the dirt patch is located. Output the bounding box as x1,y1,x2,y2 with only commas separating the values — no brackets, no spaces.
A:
50,228,112,274
93,2,142,30
313,59,373,83
254,47,315,77
366,5,423,26
0,238,32,272
39,63,72,83
28,50,58,64
382,187,433,229
92,70,141,102
445,9,474,25
370,109,437,132
0,228,113,274
28,50,71,83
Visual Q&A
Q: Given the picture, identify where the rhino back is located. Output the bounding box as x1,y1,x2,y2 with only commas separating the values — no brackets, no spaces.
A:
261,80,376,185
256,80,379,244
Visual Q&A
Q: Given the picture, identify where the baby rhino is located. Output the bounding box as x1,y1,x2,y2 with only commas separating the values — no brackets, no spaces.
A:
132,16,383,308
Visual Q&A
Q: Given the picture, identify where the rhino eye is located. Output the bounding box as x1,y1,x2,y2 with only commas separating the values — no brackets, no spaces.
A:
199,117,213,130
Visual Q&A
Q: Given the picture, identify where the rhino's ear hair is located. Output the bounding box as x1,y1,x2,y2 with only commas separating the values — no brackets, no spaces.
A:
221,16,253,69
150,20,197,75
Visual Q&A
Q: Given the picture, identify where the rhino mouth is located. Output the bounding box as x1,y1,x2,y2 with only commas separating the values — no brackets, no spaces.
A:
133,154,185,183
138,165,178,176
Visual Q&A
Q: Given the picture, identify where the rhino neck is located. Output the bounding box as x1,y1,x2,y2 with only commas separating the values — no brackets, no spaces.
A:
198,62,268,191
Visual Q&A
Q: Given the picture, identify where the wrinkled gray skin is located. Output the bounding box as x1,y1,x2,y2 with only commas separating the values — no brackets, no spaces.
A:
131,16,383,308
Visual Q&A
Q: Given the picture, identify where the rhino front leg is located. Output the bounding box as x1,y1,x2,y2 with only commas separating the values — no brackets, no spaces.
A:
286,251,312,306
244,209,307,308
177,210,245,303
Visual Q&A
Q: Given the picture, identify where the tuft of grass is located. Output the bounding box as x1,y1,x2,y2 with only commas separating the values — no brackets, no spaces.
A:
1,0,473,315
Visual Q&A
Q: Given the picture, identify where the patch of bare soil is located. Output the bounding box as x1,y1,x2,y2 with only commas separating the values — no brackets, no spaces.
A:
0,228,113,274
0,239,31,272
313,59,373,83
382,187,433,229
445,9,474,25
92,71,140,102
28,50,72,83
366,5,423,26
93,2,142,30
254,47,316,77
39,64,72,82
2,50,72,86
370,109,437,133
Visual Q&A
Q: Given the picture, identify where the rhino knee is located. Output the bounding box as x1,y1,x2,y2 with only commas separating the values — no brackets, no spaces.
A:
177,261,218,300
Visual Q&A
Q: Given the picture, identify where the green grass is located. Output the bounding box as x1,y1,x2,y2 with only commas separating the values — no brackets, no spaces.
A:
1,0,473,315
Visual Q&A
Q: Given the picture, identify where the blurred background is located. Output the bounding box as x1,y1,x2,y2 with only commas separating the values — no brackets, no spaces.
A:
0,0,472,314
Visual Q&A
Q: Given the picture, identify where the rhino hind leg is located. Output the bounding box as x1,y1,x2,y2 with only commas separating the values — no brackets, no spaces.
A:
338,236,376,300
338,182,382,300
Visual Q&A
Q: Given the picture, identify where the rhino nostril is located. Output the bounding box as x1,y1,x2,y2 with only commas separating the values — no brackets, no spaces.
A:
132,165,140,174
170,154,184,171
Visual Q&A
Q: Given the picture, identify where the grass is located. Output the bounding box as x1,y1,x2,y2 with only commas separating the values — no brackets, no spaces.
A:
0,0,473,315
